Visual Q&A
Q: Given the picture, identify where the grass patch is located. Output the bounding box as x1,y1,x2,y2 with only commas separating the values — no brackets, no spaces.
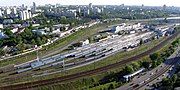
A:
0,20,122,67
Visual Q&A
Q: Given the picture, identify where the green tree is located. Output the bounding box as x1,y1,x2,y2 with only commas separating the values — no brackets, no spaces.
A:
123,65,134,74
150,53,160,61
31,39,36,45
171,74,177,83
60,16,68,24
17,43,26,52
174,77,180,87
163,78,172,86
108,83,115,90
142,62,150,69
16,36,22,44
0,40,3,47
0,49,5,56
4,29,13,36
131,62,140,70
41,36,47,44
151,61,158,68
36,37,42,46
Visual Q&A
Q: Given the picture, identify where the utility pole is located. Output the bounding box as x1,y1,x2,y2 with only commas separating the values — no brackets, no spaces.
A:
35,45,39,62
62,59,65,71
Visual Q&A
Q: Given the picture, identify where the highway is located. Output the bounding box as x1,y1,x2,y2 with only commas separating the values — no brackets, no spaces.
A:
117,47,180,90
136,47,180,90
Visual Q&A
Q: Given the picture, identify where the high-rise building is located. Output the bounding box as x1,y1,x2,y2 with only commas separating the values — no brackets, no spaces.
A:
142,4,144,8
22,4,25,8
20,10,32,20
101,7,104,12
163,4,167,10
4,8,11,15
78,8,81,13
83,9,90,16
11,7,17,14
32,2,36,13
56,4,61,7
121,4,125,7
0,10,2,17
89,3,93,9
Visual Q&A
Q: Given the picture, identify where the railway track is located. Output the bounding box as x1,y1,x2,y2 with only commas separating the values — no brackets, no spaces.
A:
0,31,179,90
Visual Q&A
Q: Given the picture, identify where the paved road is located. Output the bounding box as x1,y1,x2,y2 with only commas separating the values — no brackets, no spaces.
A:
117,47,180,90
139,47,180,90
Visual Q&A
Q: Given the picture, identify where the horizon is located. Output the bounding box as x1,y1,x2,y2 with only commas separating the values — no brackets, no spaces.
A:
0,0,180,7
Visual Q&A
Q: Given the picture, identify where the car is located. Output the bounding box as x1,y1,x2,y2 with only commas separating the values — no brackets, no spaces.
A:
157,77,160,80
130,83,134,86
169,68,172,71
147,84,152,86
156,69,158,72
150,72,154,75
145,78,150,82
142,72,147,76
146,84,149,86
162,74,165,76
133,84,139,88
139,81,145,85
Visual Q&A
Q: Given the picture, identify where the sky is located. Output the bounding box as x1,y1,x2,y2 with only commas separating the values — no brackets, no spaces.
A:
0,0,180,7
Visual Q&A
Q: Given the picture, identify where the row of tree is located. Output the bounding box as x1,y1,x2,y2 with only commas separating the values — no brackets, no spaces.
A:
150,38,180,68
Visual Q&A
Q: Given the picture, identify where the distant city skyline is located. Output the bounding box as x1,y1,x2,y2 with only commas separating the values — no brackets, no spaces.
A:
0,0,180,7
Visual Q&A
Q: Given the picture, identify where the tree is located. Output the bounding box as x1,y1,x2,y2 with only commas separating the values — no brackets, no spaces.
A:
150,53,160,61
142,62,150,69
174,77,180,87
172,39,179,47
49,27,53,32
161,78,173,88
60,16,68,24
31,39,36,45
49,19,55,25
16,36,22,44
152,61,158,68
123,65,134,74
4,29,13,36
131,62,140,70
0,40,3,47
108,83,115,90
36,37,42,46
171,74,177,83
0,49,5,56
17,43,26,52
41,36,47,44
24,28,33,38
